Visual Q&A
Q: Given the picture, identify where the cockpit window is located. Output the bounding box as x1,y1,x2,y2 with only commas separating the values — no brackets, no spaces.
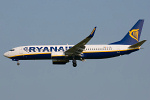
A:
9,49,15,51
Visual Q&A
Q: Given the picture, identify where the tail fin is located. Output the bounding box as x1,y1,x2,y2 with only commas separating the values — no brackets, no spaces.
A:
110,19,144,45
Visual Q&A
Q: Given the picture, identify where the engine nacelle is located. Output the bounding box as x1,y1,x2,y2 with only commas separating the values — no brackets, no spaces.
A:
51,51,65,59
52,59,69,64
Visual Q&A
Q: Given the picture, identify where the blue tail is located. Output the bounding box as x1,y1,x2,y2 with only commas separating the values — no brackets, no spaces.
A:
110,19,144,45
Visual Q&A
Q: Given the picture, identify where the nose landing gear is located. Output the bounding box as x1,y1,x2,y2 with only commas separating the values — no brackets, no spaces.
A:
17,60,20,66
12,59,20,66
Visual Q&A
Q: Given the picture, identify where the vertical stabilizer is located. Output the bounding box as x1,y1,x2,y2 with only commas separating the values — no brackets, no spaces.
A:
110,19,144,45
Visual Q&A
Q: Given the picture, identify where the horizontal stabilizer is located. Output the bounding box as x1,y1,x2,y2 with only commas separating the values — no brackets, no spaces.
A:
129,40,146,48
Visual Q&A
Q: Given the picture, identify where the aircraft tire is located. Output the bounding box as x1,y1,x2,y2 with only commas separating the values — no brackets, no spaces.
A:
73,63,77,67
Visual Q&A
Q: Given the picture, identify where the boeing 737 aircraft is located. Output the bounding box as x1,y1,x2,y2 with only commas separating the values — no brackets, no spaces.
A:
4,19,146,67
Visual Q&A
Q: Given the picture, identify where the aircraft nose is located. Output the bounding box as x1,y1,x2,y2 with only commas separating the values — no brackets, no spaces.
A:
3,52,9,58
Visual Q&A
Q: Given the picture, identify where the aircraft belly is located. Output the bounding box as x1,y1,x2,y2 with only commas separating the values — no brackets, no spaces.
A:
11,54,52,60
83,49,139,59
83,52,119,59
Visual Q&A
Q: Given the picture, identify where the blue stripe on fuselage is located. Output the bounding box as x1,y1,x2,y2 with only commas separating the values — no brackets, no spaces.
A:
84,49,139,59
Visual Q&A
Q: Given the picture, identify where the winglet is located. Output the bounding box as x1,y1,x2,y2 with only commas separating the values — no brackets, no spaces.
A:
88,27,97,37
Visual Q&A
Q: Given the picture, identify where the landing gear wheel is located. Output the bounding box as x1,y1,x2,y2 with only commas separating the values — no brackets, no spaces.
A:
73,63,77,67
17,61,20,66
17,62,20,65
72,59,77,67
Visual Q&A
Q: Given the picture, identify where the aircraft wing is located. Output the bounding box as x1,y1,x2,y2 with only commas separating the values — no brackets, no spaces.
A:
65,27,96,56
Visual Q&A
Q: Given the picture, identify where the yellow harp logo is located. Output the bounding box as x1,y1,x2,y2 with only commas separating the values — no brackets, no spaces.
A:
129,29,139,41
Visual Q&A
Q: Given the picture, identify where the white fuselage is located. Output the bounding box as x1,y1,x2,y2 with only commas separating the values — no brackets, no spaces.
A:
4,44,138,60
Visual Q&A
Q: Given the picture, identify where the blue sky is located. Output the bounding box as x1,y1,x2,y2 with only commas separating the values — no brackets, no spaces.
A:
0,0,150,100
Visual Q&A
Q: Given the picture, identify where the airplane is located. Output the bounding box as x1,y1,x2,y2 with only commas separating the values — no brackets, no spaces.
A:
4,19,146,67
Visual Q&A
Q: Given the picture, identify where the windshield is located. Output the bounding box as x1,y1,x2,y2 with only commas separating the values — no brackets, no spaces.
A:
9,49,15,51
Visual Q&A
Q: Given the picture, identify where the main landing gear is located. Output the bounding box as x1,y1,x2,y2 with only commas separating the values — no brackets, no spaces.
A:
72,59,77,67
